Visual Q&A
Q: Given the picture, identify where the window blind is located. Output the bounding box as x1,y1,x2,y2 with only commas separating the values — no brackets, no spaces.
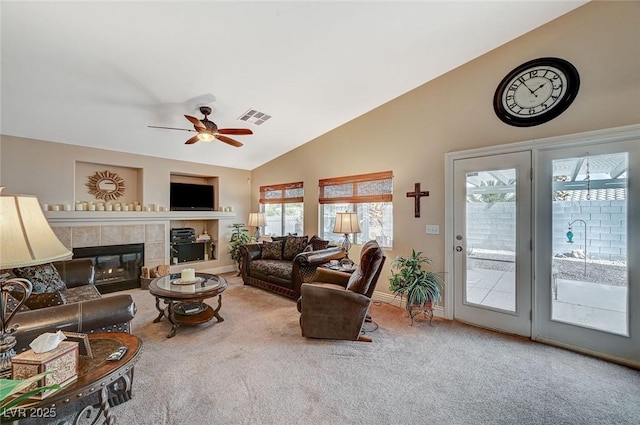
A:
319,171,393,204
259,181,304,204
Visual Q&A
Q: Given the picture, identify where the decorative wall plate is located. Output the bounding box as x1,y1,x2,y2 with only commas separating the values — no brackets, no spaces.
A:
86,170,126,201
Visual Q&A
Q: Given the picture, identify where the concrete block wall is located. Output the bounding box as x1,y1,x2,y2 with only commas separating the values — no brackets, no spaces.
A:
552,200,627,261
466,200,627,261
466,203,516,252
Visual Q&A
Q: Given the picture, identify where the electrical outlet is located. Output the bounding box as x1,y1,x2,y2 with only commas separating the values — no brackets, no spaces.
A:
426,225,440,235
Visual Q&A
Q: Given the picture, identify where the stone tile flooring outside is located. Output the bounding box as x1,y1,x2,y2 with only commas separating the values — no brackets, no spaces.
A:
466,267,628,336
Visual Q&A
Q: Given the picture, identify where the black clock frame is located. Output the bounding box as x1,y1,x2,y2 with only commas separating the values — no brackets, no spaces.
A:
493,57,580,127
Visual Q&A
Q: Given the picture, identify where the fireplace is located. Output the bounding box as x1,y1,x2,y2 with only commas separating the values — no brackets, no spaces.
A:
73,243,144,293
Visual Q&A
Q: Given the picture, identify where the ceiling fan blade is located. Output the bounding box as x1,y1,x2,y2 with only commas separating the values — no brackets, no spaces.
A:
215,134,243,147
148,125,196,133
184,115,206,131
185,135,200,145
217,128,253,135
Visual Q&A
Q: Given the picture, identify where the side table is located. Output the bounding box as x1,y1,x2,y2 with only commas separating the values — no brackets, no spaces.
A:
319,263,358,274
1,332,142,425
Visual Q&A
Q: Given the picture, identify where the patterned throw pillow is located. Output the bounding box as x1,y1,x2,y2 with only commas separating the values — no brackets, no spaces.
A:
308,235,330,251
4,292,30,313
12,263,67,293
283,235,309,260
262,240,283,260
22,291,67,310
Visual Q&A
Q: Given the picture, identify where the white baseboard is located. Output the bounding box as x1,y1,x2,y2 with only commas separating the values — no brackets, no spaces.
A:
534,337,640,370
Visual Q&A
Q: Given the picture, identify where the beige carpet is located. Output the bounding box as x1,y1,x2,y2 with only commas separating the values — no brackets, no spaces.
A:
111,274,640,425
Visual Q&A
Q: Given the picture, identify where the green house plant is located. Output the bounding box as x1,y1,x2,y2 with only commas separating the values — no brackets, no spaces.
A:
1,371,61,415
228,223,251,273
389,249,444,325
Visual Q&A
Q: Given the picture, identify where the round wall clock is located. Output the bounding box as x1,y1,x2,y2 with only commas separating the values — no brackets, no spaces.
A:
493,57,580,127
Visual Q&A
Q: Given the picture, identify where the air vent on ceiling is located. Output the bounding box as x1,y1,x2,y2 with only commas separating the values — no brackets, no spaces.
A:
238,108,272,126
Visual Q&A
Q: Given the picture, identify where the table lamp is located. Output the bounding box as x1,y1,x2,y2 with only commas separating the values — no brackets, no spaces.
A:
0,189,73,375
332,212,361,264
247,212,266,241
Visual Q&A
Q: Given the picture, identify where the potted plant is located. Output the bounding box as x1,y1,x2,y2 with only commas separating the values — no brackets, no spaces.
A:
228,223,251,274
389,249,444,325
1,371,61,416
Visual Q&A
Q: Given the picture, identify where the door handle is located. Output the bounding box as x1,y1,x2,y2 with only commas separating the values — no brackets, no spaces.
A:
455,246,463,252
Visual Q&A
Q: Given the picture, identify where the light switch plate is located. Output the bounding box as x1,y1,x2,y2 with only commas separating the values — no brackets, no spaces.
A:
426,225,440,235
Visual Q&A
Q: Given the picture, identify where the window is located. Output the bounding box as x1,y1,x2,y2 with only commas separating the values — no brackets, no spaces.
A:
260,181,304,236
319,171,393,248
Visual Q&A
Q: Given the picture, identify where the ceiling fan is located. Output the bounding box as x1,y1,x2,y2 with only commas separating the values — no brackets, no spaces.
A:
148,106,252,147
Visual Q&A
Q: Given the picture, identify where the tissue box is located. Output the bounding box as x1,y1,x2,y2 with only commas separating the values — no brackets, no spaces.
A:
11,341,79,399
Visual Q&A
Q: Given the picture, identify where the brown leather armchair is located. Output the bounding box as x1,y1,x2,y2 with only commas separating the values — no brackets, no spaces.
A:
297,240,386,341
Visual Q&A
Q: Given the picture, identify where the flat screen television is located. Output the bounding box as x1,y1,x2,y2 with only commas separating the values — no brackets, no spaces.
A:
170,182,215,211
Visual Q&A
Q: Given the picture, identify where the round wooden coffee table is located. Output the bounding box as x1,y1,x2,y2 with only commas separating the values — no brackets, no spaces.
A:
149,273,228,338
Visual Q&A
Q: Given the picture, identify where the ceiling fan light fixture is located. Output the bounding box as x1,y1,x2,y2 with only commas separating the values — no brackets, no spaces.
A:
197,132,215,142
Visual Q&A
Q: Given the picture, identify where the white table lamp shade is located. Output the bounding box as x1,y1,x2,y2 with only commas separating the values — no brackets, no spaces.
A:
248,212,266,228
332,212,361,234
0,194,73,269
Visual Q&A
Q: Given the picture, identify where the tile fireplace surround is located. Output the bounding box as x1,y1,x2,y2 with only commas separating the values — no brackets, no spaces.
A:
45,210,237,279
51,222,167,271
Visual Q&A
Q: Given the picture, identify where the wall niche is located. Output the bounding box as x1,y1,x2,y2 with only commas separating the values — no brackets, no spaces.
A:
75,161,142,205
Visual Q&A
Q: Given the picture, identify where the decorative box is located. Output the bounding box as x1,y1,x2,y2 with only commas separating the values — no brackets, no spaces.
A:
11,341,79,399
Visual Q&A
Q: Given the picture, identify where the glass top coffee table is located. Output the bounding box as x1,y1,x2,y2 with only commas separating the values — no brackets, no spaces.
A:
149,272,228,338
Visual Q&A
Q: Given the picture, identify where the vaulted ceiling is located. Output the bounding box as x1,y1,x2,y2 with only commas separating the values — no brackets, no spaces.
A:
1,1,587,170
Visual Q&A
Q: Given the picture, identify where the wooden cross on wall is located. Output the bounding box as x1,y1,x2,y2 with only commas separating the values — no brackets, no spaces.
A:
406,183,429,218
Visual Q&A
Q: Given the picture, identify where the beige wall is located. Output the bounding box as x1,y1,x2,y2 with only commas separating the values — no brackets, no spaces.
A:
2,2,639,298
0,135,251,268
250,2,640,294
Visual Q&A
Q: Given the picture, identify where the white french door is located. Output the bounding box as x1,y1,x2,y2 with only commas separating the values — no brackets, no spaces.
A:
452,151,532,337
535,138,640,364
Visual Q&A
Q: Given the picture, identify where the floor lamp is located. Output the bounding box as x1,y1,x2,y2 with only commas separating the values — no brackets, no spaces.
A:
248,212,266,241
333,212,361,265
0,189,73,376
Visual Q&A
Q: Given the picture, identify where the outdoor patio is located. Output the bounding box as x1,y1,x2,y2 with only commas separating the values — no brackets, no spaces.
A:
466,266,628,336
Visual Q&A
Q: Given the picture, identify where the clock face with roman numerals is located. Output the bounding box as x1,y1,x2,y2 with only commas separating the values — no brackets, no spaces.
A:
493,58,580,127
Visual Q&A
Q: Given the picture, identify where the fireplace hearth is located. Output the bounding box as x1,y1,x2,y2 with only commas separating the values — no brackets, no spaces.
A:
73,243,144,293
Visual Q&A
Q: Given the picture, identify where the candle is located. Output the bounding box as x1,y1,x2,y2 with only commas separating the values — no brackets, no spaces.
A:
181,268,196,282
135,205,141,211
88,204,96,211
123,205,129,211
75,202,84,211
52,204,61,211
106,203,113,211
115,204,122,211
64,204,72,211
97,204,105,211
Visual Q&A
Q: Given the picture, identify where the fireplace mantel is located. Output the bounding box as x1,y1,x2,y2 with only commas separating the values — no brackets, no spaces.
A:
45,210,236,224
